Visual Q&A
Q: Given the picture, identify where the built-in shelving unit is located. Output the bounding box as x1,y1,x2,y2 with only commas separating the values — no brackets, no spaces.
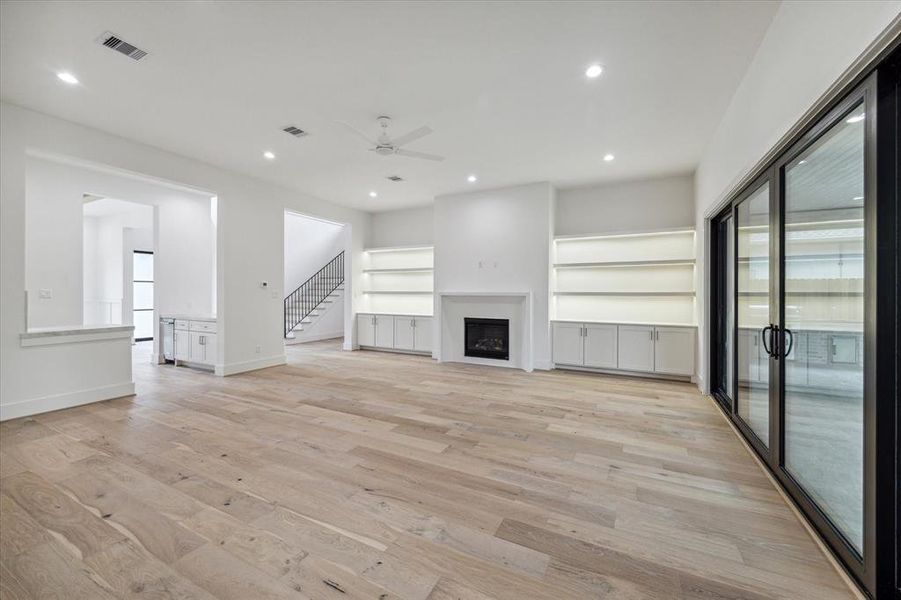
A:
361,245,434,316
552,229,696,325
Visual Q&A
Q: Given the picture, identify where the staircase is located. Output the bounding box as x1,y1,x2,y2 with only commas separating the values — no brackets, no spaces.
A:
284,251,344,339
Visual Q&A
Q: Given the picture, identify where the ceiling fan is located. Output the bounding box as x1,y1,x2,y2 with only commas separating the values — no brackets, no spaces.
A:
338,116,445,162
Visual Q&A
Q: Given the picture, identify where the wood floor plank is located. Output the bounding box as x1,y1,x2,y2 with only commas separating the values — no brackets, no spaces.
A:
0,339,853,599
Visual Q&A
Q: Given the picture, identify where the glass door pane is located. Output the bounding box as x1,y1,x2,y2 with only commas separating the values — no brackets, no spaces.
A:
736,184,771,446
783,102,865,552
133,251,154,341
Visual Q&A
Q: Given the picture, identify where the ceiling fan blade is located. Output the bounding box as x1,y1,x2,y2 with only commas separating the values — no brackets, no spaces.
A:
395,148,445,162
391,125,433,148
336,120,376,145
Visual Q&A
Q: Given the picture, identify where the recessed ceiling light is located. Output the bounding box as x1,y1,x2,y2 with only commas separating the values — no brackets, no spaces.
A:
798,159,807,165
263,151,275,160
585,64,603,78
845,113,865,123
853,196,864,201
57,72,79,85
467,174,477,183
369,191,378,198
603,153,615,162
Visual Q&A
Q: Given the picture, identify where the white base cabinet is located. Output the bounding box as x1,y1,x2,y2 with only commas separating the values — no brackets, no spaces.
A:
172,318,217,368
553,321,695,378
552,322,618,369
653,326,695,376
358,313,432,355
617,325,655,372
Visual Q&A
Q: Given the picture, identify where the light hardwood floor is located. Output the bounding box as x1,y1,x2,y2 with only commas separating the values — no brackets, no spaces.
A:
0,340,852,599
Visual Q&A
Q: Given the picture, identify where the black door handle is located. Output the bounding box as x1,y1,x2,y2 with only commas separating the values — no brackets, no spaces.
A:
761,325,773,356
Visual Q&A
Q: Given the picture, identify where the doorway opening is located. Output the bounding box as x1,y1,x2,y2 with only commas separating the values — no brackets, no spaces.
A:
284,211,347,346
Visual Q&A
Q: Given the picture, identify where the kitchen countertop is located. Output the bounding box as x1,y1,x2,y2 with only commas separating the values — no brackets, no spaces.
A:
161,315,217,321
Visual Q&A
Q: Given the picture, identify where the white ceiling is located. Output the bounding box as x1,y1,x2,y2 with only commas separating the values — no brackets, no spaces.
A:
82,196,153,220
0,1,779,212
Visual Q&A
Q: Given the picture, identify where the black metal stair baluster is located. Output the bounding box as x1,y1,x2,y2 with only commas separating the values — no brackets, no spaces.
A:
283,252,346,338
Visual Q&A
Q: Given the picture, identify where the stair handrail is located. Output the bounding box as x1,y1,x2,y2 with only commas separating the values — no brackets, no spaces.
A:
284,251,344,337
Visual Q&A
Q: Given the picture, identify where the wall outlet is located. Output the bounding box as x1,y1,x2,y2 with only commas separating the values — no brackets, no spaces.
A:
255,345,261,354
38,288,52,299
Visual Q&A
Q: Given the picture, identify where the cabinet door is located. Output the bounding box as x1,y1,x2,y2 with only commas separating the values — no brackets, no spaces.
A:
552,322,584,366
617,325,654,372
174,330,192,360
202,333,218,366
374,315,395,348
394,317,415,350
584,324,617,369
190,332,205,362
414,317,432,353
357,315,375,347
654,327,695,376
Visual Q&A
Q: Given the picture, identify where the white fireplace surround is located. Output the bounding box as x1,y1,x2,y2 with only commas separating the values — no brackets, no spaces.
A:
435,292,533,371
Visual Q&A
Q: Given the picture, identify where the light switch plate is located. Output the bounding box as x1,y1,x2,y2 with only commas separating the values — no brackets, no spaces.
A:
38,288,52,299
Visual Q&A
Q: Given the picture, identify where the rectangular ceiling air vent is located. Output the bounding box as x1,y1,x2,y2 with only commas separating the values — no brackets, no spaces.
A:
98,32,148,61
282,125,308,137
386,175,404,182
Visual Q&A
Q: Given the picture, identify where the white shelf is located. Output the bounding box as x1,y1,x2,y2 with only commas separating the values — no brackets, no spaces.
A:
362,290,434,295
361,246,434,316
554,228,695,241
554,291,695,297
553,228,697,323
364,245,434,253
363,267,434,273
554,259,695,268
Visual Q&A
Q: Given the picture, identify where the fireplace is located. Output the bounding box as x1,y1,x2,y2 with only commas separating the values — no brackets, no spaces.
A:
464,318,509,360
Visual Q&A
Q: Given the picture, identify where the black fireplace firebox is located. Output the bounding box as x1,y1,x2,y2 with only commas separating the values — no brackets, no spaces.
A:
464,318,510,360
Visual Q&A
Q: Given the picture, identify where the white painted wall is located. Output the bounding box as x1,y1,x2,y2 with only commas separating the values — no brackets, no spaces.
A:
693,2,900,392
434,182,554,369
284,212,346,343
369,206,434,247
1,101,369,418
26,157,214,364
556,174,694,236
284,213,346,293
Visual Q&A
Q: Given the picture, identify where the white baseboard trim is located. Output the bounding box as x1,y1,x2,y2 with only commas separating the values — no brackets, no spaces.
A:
553,363,692,383
533,359,554,371
285,331,343,345
0,381,135,421
215,354,286,376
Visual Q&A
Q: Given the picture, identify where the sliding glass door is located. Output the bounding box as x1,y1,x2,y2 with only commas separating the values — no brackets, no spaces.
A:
781,99,866,553
736,182,772,447
709,74,883,593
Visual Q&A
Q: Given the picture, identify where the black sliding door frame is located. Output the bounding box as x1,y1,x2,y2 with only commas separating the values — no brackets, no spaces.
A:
771,73,877,591
708,65,897,597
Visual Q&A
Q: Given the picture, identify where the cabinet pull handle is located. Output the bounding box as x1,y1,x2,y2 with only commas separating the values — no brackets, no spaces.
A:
584,327,588,338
